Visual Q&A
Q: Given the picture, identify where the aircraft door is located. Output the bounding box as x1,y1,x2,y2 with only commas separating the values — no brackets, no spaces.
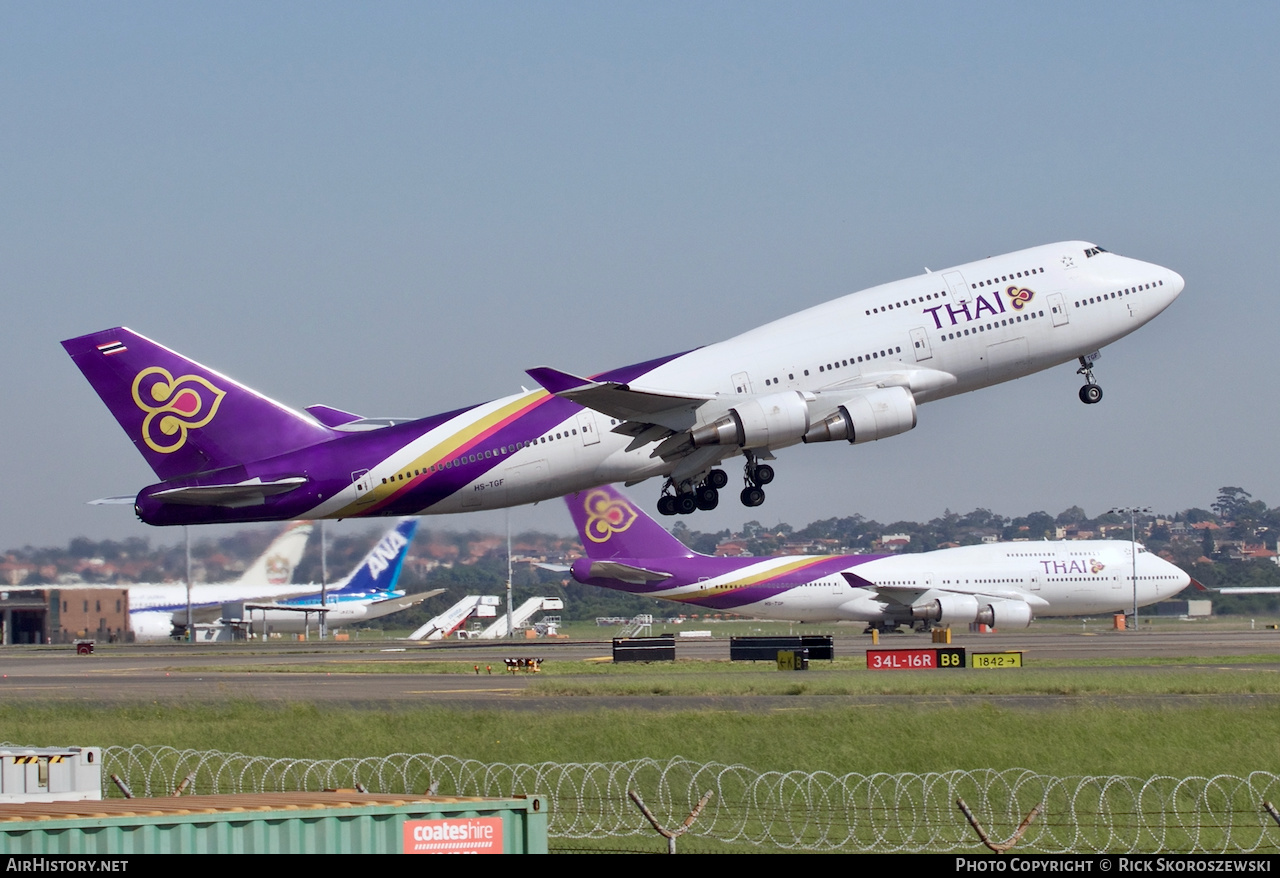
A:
942,271,971,307
1049,293,1069,327
732,372,753,395
909,327,933,361
576,410,600,446
352,469,377,506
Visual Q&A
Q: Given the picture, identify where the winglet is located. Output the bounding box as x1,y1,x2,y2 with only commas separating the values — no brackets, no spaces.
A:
526,367,599,395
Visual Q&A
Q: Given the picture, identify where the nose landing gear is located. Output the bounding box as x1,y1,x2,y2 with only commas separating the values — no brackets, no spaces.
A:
1076,355,1103,405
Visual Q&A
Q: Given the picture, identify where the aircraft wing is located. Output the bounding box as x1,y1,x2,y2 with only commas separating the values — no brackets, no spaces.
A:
842,572,1051,609
529,364,957,468
361,588,446,614
526,367,712,432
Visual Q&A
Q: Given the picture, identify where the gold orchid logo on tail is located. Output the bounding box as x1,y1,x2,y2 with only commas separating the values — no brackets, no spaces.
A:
582,490,638,543
131,367,226,453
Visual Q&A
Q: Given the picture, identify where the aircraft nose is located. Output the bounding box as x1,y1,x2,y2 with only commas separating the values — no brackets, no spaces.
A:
1166,269,1185,299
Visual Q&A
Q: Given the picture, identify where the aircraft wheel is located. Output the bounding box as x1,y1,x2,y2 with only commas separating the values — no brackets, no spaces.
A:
740,486,765,507
707,468,729,489
657,495,678,516
696,485,719,511
753,464,775,485
1079,383,1103,405
676,492,698,515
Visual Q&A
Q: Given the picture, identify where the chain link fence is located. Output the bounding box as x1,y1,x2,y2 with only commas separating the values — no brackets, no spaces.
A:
97,746,1280,853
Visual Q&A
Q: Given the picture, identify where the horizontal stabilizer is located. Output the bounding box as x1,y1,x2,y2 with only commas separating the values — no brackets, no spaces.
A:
526,366,711,430
584,560,673,584
88,495,136,506
151,477,308,508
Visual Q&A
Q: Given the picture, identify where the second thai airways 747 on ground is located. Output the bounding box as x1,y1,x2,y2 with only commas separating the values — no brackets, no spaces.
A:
564,486,1191,628
64,241,1182,525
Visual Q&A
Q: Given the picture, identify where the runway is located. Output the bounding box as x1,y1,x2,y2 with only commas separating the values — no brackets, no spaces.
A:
1,626,1276,709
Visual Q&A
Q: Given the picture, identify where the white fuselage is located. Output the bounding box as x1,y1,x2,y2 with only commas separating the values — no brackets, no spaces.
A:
127,581,325,640
308,241,1182,517
703,542,1189,624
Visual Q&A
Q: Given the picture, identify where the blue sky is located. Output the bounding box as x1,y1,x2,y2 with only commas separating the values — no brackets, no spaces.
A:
3,2,1276,547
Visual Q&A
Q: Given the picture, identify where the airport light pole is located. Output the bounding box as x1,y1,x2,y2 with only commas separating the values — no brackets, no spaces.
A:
506,509,514,640
184,527,192,642
1108,506,1151,629
319,521,328,641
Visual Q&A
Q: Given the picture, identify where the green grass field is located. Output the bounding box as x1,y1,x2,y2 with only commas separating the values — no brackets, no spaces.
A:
6,654,1280,778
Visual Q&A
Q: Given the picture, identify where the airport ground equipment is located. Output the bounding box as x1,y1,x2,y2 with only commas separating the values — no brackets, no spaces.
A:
0,748,101,804
613,636,676,662
407,595,499,640
729,635,834,662
0,792,547,854
478,597,564,639
618,614,654,637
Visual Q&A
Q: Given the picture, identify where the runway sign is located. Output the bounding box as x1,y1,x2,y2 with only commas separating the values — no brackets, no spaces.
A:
866,648,965,670
970,651,1024,669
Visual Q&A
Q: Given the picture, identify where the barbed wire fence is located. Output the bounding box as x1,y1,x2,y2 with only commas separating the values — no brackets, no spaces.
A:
94,746,1280,853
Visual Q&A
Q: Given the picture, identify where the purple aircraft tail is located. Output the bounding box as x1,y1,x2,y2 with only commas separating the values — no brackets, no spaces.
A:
62,327,337,481
564,485,696,560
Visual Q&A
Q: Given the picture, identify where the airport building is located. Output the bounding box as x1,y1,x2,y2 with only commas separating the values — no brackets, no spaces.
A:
0,588,131,645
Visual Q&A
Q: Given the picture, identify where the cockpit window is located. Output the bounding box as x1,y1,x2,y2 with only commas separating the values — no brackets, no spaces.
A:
1084,246,1108,258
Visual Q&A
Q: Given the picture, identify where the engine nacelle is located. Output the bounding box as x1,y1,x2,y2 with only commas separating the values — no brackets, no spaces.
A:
976,600,1034,629
911,593,980,625
801,386,917,444
690,391,811,449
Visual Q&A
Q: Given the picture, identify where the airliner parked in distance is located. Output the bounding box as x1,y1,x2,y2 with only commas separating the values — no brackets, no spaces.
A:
64,241,1182,523
564,486,1191,628
38,520,312,639
131,519,429,639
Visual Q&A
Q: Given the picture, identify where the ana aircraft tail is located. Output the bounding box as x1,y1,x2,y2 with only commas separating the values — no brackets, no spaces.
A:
564,485,694,560
61,327,336,481
331,518,419,595
236,520,314,587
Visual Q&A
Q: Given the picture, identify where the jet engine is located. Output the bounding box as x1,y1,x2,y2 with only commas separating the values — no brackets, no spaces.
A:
976,600,1034,629
910,593,980,625
911,594,1035,629
689,391,811,449
801,386,917,444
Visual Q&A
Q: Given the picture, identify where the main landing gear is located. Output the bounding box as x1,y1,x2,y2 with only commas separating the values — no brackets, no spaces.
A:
657,468,730,516
656,457,779,516
739,451,773,508
1076,356,1103,405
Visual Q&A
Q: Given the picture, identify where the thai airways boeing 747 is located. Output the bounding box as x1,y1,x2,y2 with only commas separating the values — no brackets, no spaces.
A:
63,241,1181,523
564,485,1190,629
